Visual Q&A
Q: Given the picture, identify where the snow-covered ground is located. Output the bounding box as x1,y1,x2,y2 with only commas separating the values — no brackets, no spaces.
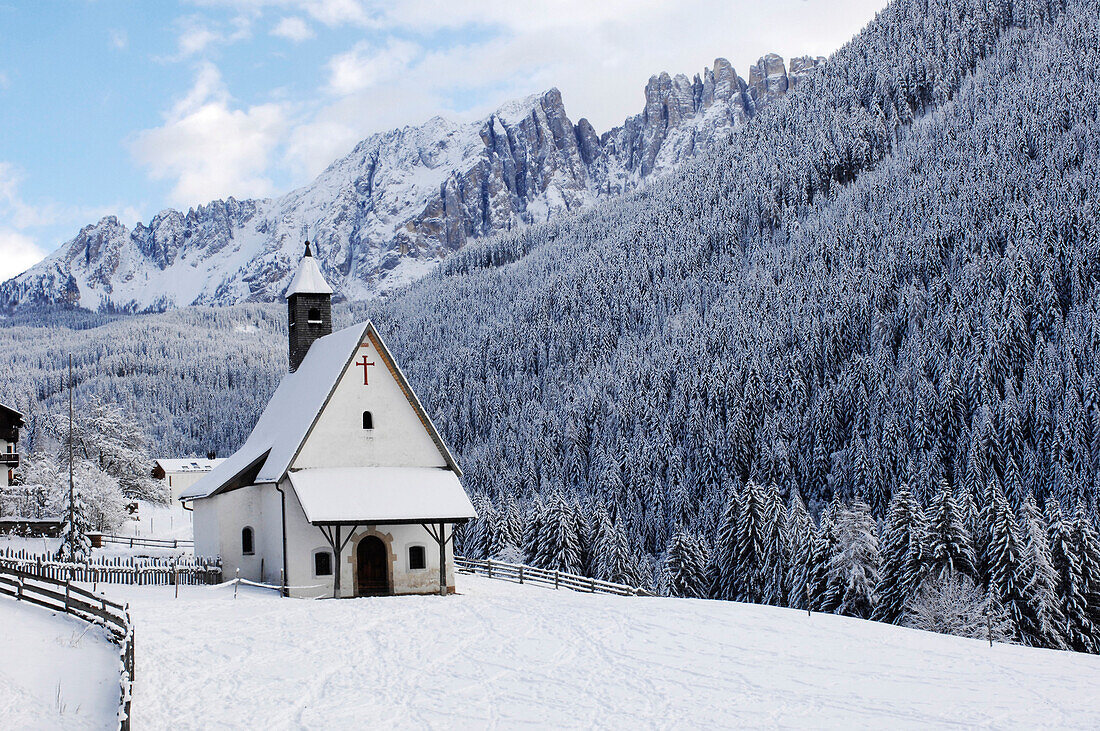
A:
107,575,1100,729
114,500,193,542
0,598,119,730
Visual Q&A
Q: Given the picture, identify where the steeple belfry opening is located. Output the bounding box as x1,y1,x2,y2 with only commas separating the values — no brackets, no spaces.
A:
286,239,334,372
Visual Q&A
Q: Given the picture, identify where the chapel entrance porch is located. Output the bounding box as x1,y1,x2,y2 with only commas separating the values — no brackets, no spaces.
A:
356,535,390,596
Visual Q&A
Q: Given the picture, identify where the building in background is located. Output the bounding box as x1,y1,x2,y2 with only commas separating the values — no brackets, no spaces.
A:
0,403,22,487
153,456,225,502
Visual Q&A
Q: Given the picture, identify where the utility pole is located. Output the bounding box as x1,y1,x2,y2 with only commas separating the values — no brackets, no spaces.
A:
68,353,75,561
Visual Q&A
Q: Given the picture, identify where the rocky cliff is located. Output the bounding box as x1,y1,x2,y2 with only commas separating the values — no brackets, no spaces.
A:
0,54,823,312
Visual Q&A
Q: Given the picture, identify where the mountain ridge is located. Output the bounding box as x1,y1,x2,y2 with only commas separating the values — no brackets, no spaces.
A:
0,53,823,313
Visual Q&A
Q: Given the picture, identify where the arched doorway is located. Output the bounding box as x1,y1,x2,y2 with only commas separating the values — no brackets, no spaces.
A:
356,535,389,596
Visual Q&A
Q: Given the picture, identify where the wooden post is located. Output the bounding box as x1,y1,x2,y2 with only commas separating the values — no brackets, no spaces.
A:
435,522,446,597
555,570,559,590
332,525,342,599
487,558,492,579
174,561,179,599
234,568,239,599
519,566,524,584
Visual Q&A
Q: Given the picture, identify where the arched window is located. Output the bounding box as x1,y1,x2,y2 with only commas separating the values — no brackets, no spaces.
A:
408,545,426,570
241,526,254,555
362,411,374,430
313,550,332,577
307,307,321,323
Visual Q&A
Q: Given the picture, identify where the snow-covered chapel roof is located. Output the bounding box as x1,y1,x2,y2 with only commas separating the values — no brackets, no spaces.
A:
289,467,476,524
285,244,333,297
180,321,461,501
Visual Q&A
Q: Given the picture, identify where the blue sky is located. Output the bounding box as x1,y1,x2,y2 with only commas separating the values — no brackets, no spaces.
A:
0,0,889,281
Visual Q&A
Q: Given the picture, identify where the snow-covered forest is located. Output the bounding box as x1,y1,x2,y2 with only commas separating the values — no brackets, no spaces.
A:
3,0,1100,651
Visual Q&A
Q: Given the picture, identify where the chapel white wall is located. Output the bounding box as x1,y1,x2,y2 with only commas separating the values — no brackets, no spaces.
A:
291,335,447,472
192,484,284,585
282,480,455,599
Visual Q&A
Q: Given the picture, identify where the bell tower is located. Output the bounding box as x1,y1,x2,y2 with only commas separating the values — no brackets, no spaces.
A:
286,239,333,372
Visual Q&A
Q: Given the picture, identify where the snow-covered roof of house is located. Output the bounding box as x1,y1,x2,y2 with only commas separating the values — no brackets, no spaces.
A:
285,245,333,297
180,320,461,501
155,458,226,473
288,467,476,524
0,402,23,425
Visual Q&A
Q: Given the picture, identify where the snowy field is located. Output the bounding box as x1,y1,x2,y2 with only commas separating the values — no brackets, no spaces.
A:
0,598,119,730
103,574,1100,729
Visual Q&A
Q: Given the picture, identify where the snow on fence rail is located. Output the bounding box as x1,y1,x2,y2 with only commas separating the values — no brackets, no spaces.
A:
89,532,195,549
455,556,651,597
0,548,222,586
0,563,134,731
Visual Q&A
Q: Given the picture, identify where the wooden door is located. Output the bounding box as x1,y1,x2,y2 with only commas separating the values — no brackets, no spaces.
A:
356,535,389,596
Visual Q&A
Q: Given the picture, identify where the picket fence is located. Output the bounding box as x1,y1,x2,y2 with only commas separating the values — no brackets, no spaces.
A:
454,556,652,597
0,547,221,587
0,563,134,730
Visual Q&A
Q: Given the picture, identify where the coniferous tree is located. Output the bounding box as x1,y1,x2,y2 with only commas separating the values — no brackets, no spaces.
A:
734,481,768,603
663,530,711,598
710,483,741,601
56,485,92,562
1046,498,1097,653
986,482,1035,645
874,485,928,624
926,477,977,580
1018,492,1068,649
808,509,840,613
760,482,787,606
828,500,880,619
785,489,816,610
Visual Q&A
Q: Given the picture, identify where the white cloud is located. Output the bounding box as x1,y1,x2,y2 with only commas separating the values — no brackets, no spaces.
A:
171,14,252,59
169,1,889,192
0,228,46,281
188,0,375,27
109,28,128,50
325,39,419,96
271,16,314,42
0,164,49,279
131,63,288,208
302,0,373,27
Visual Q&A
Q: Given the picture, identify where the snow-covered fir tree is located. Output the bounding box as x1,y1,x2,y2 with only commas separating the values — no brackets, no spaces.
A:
828,500,880,619
925,477,977,580
874,485,928,624
662,530,710,598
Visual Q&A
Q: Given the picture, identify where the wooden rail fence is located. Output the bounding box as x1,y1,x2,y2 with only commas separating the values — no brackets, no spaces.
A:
455,556,651,597
0,548,221,586
89,533,195,550
0,564,134,730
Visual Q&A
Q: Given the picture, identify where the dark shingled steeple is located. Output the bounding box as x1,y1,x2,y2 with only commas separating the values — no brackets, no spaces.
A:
285,239,333,372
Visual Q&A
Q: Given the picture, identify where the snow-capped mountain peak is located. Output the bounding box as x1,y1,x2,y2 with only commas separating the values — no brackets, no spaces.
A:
0,54,822,313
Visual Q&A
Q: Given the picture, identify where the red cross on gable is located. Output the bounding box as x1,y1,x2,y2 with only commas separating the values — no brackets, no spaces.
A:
355,350,376,385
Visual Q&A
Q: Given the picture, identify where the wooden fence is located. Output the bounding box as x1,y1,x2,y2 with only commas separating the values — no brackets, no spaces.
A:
89,533,195,550
455,556,651,597
0,548,221,587
0,563,134,730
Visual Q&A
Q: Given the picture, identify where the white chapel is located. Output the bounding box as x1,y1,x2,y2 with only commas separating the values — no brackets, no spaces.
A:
181,241,476,598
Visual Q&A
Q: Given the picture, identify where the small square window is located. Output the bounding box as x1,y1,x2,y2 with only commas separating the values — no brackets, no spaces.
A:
408,545,426,570
315,551,332,576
